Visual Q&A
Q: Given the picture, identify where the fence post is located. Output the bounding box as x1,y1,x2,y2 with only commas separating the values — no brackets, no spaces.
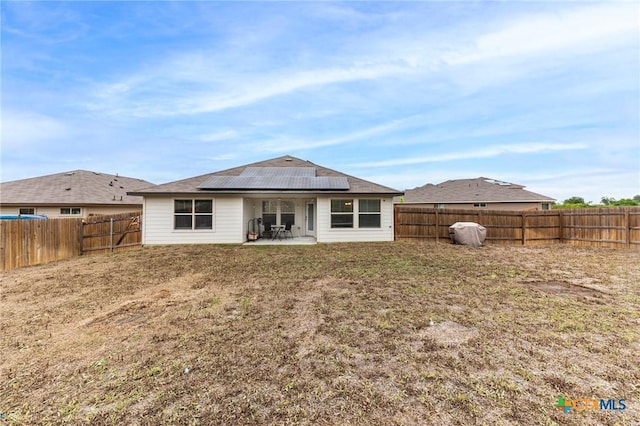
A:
522,213,527,245
625,208,631,248
435,209,439,243
394,207,398,241
110,218,114,252
79,219,84,255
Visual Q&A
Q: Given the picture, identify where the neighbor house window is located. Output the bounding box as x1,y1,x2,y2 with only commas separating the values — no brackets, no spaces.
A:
541,203,550,210
331,199,353,228
358,199,381,228
60,207,81,215
174,199,213,230
19,208,35,215
434,203,445,209
473,203,487,208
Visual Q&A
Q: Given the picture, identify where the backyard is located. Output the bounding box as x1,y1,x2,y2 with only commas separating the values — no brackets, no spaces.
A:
0,241,638,425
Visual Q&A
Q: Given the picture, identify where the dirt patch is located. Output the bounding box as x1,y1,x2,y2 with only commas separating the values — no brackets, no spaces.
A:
412,320,479,349
523,280,608,301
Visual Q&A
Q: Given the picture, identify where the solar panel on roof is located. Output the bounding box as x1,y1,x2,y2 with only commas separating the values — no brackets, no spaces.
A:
197,175,349,190
240,167,316,177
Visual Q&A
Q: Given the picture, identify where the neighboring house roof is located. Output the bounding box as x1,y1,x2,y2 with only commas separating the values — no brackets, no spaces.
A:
402,177,555,204
130,155,403,196
0,170,154,206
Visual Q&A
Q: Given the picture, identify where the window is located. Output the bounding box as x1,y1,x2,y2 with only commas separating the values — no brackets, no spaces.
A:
280,200,295,226
473,203,487,208
434,203,445,209
331,199,353,228
359,199,381,228
60,207,81,215
262,200,296,226
19,208,35,215
541,203,550,210
262,200,277,227
174,199,213,230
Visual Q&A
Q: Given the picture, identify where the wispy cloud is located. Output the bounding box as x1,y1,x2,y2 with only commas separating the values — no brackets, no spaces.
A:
89,61,414,118
353,142,588,168
444,3,639,66
254,114,425,153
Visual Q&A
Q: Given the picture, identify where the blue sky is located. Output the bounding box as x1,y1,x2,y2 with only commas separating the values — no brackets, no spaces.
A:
1,1,639,203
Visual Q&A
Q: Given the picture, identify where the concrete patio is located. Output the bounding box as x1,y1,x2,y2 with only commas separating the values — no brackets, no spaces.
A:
243,236,317,246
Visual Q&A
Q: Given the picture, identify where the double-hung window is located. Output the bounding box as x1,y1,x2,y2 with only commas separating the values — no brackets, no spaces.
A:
174,199,213,230
280,200,295,226
261,200,277,228
359,199,381,228
331,199,353,228
60,207,81,215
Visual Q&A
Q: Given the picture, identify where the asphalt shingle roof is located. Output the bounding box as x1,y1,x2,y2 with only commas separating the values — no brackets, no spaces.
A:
402,177,555,203
129,156,402,195
0,170,154,205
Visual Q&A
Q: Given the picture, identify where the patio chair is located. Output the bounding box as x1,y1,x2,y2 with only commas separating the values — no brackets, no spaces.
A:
263,223,273,239
283,222,293,239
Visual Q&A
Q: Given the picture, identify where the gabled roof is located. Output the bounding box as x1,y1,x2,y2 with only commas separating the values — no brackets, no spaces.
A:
0,170,154,206
402,177,555,203
129,155,402,196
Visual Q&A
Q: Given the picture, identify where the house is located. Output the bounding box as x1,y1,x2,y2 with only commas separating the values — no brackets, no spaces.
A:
0,170,153,218
398,177,555,210
128,155,403,244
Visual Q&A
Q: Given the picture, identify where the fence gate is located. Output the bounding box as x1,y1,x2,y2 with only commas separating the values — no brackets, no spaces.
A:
81,212,142,254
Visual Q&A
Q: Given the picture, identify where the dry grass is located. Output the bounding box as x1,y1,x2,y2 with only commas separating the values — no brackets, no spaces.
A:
1,242,638,425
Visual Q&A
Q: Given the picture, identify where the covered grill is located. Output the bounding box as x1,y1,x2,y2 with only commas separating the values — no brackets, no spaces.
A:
448,222,486,247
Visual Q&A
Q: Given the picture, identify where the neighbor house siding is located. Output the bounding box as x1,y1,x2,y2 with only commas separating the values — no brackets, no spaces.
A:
400,202,546,211
142,196,243,245
0,205,142,218
316,196,394,243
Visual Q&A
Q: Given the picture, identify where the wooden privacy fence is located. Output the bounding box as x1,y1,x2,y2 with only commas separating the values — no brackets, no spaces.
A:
81,212,142,255
394,206,640,249
0,218,82,271
0,212,142,271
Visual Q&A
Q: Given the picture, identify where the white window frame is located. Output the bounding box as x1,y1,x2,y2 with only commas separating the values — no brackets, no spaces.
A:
358,199,381,228
173,199,215,231
473,203,487,208
60,207,82,215
330,199,354,228
280,200,296,226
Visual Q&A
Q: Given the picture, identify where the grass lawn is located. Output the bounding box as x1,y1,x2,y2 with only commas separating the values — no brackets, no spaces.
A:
1,241,638,425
